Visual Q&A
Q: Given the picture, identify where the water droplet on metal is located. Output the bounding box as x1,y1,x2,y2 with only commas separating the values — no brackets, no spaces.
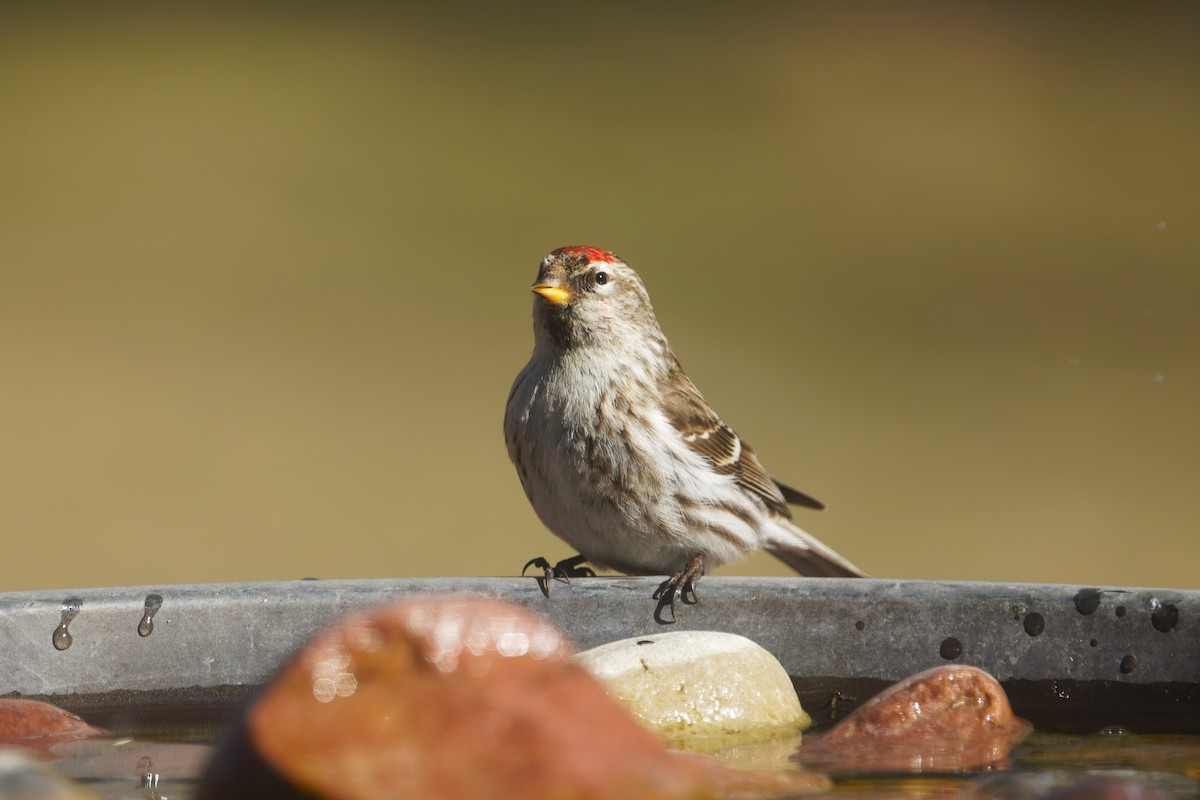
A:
139,594,164,637
1150,601,1179,633
939,636,962,660
138,755,160,788
53,599,82,651
1073,588,1102,615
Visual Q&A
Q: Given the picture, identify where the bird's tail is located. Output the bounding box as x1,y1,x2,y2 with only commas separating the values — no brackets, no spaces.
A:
763,522,866,578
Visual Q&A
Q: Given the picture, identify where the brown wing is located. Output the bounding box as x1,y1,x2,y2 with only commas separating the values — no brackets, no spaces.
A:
661,370,813,518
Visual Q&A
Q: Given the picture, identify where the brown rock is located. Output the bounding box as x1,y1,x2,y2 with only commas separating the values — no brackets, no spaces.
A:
795,665,1031,772
198,595,829,800
0,699,107,750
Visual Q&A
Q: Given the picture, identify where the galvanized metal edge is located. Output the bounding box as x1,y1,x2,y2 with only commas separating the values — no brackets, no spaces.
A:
0,577,1195,698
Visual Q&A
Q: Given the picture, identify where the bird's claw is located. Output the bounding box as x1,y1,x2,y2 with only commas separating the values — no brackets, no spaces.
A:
522,554,594,598
653,554,705,623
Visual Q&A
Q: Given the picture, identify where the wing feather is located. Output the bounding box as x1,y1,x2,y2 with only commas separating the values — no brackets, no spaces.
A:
660,371,821,517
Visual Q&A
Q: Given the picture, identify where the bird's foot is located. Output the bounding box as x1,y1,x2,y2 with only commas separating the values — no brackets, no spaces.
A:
653,554,705,623
522,554,595,598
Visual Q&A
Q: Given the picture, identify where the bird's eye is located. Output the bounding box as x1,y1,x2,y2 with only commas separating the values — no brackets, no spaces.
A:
594,271,609,286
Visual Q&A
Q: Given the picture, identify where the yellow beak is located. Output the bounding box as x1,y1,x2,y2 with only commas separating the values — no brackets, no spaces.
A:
531,283,572,305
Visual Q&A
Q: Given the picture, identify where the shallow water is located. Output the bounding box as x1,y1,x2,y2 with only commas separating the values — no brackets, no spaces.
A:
38,707,1200,800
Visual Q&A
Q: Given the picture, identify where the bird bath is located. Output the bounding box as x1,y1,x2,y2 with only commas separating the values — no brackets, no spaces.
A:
2,577,1198,797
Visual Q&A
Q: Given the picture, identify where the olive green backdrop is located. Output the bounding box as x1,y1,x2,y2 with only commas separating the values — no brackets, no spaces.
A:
2,3,1197,592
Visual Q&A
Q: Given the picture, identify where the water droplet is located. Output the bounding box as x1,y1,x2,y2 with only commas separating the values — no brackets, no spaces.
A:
939,637,962,660
1151,601,1179,633
1115,605,1127,618
1023,612,1045,637
1074,588,1102,615
854,620,866,631
138,594,164,637
1119,654,1136,674
1089,638,1099,648
826,690,854,721
53,599,82,651
138,756,159,788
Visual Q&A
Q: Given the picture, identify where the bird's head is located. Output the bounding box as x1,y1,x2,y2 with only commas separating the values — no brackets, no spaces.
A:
529,246,661,352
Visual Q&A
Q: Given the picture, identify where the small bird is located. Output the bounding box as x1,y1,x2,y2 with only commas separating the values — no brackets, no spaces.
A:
504,246,864,613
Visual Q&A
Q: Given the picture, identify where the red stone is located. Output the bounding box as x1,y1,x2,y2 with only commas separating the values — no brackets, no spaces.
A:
0,699,108,750
795,665,1031,772
198,596,828,799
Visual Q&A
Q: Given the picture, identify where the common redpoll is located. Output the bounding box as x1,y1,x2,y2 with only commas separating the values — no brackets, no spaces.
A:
504,246,864,613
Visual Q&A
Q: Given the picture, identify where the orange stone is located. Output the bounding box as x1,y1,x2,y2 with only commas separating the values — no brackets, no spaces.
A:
795,665,1031,772
0,699,107,750
198,596,829,800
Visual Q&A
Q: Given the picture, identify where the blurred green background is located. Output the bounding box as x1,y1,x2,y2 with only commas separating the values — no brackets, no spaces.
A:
2,3,1197,592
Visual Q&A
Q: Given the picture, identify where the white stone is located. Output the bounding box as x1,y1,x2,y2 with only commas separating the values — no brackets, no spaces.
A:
572,631,811,746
